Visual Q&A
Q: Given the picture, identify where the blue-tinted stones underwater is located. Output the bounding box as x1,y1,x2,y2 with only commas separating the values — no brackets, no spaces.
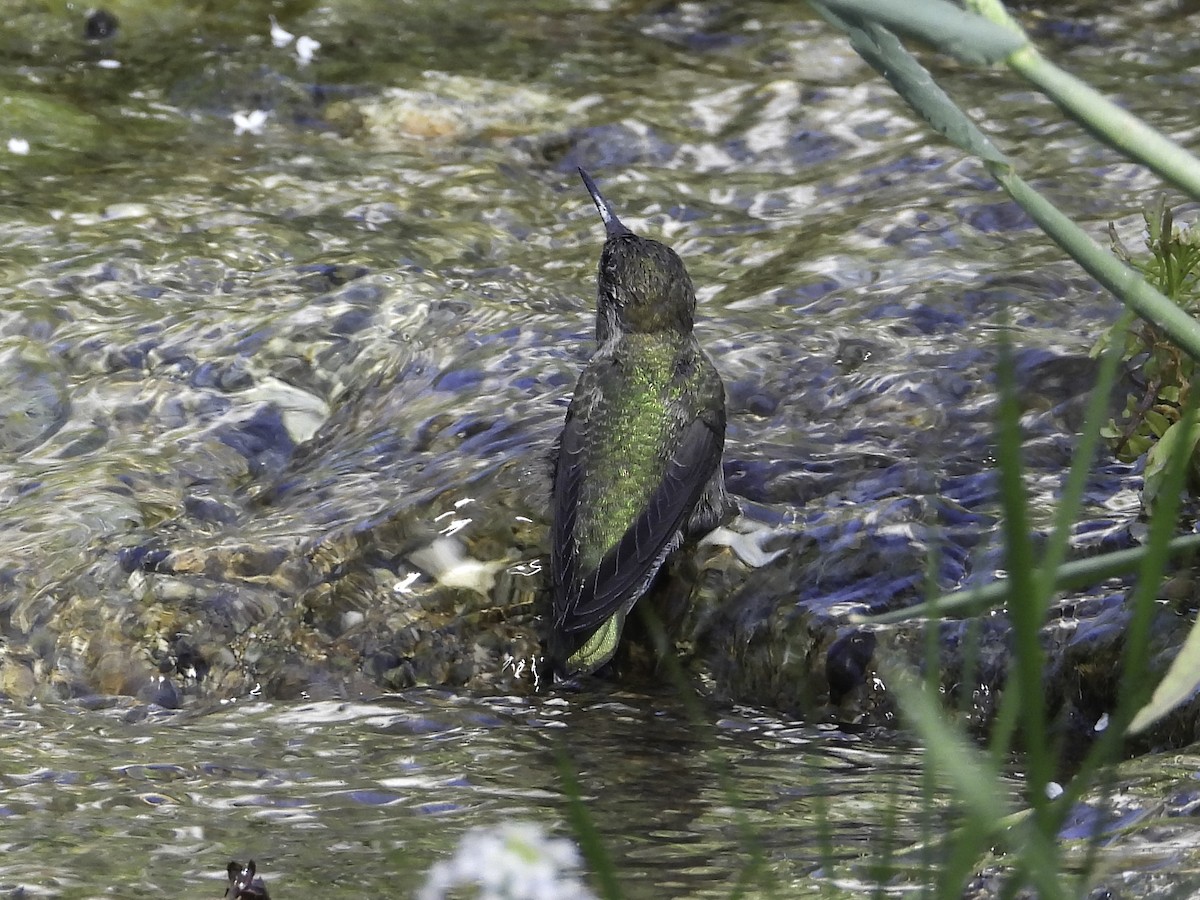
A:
0,322,1189,761
0,339,70,454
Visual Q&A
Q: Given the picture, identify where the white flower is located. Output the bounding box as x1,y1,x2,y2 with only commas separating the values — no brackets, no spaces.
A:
295,35,321,66
269,16,294,48
7,137,29,155
418,822,597,900
232,110,269,135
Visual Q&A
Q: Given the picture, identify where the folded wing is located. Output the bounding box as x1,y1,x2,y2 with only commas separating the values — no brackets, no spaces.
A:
552,415,721,635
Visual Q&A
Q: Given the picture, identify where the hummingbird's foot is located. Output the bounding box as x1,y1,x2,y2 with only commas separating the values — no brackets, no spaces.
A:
700,517,789,568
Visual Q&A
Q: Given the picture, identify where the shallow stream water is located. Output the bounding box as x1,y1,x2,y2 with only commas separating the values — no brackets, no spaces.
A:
4,0,1200,895
0,691,948,897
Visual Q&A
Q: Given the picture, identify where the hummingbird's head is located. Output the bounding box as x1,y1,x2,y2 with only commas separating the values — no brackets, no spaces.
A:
578,169,696,340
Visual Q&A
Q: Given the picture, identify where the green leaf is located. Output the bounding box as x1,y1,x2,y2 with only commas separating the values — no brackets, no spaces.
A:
1127,434,1153,459
1144,420,1200,509
1144,408,1173,437
1128,615,1200,734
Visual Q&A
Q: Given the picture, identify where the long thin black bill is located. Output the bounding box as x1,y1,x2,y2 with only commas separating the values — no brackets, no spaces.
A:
578,168,632,238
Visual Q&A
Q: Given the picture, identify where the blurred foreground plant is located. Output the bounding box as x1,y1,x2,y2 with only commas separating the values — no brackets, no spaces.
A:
812,0,1200,896
418,821,597,900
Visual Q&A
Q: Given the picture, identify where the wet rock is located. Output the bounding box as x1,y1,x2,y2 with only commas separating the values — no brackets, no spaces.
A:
0,659,36,701
826,629,876,705
210,405,296,477
3,317,1168,767
0,339,69,453
352,72,569,145
549,123,676,173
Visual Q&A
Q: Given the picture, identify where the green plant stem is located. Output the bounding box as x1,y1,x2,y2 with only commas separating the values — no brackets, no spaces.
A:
810,2,1200,362
557,753,624,900
966,0,1200,202
860,532,1200,624
989,164,1200,361
811,0,1023,65
1034,313,1133,591
1010,48,1200,202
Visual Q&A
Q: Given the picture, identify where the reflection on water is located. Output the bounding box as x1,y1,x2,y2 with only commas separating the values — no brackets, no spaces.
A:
0,689,969,898
5,689,1200,897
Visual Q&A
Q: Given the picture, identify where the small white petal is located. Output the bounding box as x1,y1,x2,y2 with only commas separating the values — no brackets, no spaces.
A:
1094,712,1109,732
1045,781,1064,800
7,137,29,155
96,58,121,69
700,520,787,567
295,35,321,65
393,571,421,594
269,16,294,47
232,110,269,135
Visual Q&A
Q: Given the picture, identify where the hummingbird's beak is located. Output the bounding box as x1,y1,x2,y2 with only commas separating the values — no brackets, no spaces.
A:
578,168,632,238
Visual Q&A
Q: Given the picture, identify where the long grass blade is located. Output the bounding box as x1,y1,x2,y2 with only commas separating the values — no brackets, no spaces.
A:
887,669,1066,899
994,340,1056,836
557,753,624,900
858,533,1200,624
1128,612,1200,733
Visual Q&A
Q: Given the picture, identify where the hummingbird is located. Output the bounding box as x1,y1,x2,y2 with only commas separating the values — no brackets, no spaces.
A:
550,169,729,677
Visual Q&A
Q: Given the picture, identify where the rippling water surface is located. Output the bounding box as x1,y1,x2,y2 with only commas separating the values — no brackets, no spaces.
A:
7,690,1200,897
0,691,951,897
4,0,1200,894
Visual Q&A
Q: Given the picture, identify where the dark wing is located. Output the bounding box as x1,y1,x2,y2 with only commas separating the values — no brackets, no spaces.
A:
550,405,585,619
554,415,722,635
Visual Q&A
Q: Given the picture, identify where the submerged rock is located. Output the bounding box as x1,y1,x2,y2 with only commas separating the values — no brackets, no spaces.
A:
0,282,1179,762
0,194,1182,765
